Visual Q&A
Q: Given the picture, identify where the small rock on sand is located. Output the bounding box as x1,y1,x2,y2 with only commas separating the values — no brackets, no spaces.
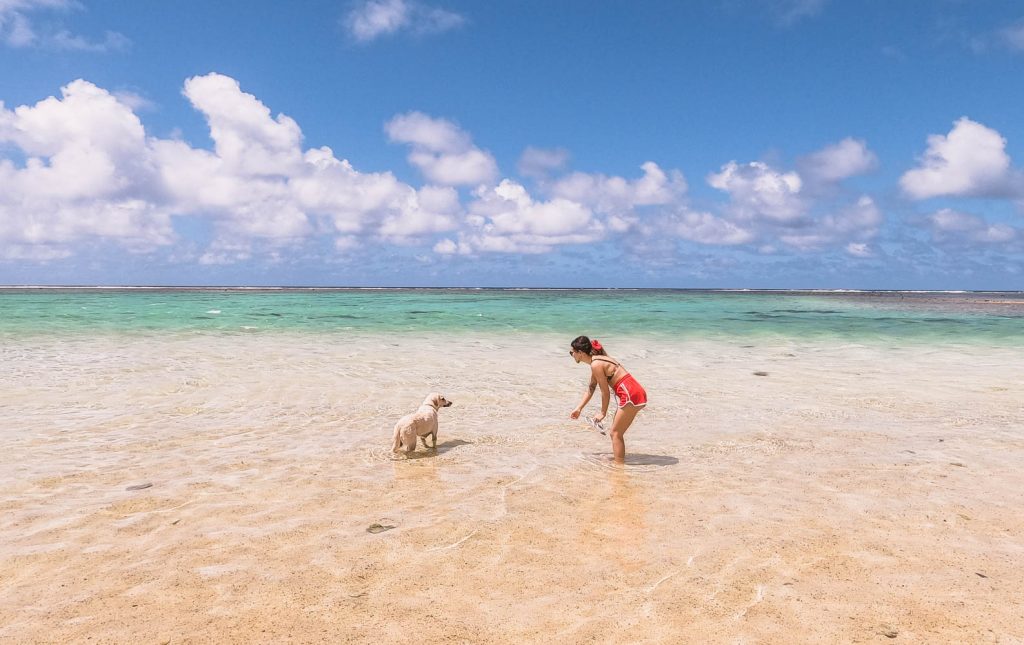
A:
367,523,396,534
753,371,769,376
125,483,153,491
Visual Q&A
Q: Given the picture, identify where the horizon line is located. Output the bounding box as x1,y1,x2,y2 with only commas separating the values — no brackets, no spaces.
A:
2,285,1023,294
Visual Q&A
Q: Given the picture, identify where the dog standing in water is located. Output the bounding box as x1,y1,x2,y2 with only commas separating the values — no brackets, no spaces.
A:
392,393,453,454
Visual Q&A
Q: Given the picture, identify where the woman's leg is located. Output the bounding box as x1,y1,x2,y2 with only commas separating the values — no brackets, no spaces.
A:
609,404,640,463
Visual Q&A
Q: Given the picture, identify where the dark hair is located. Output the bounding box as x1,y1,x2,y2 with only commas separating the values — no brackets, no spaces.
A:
570,335,607,356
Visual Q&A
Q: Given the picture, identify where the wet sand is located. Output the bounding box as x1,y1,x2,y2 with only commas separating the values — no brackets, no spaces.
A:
1,333,1022,643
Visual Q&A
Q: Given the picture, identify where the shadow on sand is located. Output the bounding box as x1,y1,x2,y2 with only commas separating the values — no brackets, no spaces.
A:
434,438,473,454
621,453,679,467
398,438,473,459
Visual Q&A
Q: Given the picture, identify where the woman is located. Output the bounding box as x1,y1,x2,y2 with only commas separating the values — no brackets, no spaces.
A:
568,335,647,463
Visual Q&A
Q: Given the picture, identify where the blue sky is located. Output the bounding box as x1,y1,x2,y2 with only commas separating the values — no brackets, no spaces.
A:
1,0,1023,288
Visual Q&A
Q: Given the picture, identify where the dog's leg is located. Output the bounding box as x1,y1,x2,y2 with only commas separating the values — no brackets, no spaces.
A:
430,430,437,449
397,428,416,454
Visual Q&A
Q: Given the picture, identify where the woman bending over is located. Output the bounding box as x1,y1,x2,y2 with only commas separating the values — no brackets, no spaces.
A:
568,335,647,463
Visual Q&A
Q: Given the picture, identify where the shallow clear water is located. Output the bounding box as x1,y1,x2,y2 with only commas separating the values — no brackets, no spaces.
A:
2,289,1023,642
1,288,1022,344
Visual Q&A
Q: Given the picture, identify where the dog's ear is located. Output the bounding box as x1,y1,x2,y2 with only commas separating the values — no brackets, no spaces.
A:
427,393,442,409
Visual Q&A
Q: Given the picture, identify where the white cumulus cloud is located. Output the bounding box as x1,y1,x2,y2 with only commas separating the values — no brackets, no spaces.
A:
436,179,603,254
666,209,755,246
0,79,173,254
386,111,498,186
708,160,805,224
157,75,463,247
799,137,878,184
182,74,304,177
900,117,1023,199
0,74,469,262
547,162,689,234
550,162,687,215
11,73,1019,273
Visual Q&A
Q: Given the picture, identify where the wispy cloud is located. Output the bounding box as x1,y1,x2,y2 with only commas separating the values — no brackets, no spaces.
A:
517,146,569,180
50,28,129,52
963,18,1024,55
0,0,129,51
724,0,826,27
344,0,465,43
997,20,1024,51
770,0,827,26
924,208,1018,246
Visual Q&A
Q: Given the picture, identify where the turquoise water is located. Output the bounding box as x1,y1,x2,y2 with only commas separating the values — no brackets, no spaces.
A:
1,288,1022,344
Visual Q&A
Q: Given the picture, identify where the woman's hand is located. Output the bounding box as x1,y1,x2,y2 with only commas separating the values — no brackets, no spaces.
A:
592,412,605,423
570,407,582,419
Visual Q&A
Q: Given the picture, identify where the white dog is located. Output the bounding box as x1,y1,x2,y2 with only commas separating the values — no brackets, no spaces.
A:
391,393,453,454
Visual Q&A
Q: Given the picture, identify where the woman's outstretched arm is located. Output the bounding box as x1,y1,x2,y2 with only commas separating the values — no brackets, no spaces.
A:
570,377,598,418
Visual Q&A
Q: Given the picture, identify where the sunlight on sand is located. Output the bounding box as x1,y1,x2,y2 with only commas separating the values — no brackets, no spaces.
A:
1,333,1023,642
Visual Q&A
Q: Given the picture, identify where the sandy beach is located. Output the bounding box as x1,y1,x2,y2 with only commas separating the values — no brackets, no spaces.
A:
2,332,1023,643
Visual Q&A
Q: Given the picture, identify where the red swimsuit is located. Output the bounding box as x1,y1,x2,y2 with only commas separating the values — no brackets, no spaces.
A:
596,357,648,408
613,373,648,408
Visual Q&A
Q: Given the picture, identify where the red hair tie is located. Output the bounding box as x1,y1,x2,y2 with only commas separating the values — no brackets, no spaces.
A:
591,339,602,351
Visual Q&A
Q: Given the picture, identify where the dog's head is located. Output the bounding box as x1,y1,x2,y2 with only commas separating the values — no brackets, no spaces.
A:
424,393,453,410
